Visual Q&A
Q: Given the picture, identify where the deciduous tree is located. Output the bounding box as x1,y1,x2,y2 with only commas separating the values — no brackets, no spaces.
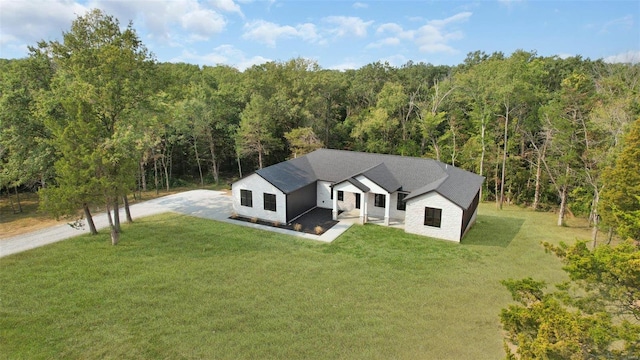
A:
236,94,281,169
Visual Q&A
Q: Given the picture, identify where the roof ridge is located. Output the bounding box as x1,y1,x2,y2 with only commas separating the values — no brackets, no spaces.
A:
316,148,436,163
356,162,386,175
332,162,383,187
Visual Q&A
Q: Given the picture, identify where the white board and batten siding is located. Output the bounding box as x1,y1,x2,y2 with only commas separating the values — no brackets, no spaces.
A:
404,192,463,242
316,181,332,209
232,173,287,224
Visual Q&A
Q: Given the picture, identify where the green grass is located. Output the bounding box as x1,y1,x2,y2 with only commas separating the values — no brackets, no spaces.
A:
0,203,589,359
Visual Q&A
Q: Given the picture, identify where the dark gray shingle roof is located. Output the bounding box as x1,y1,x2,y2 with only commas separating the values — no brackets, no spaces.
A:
360,163,402,193
252,149,484,209
255,155,316,194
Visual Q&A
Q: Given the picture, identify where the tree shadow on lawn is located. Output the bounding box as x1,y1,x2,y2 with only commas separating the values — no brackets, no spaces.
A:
462,215,525,247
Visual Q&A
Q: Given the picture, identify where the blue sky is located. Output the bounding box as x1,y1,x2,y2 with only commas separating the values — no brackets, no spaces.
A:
1,0,638,70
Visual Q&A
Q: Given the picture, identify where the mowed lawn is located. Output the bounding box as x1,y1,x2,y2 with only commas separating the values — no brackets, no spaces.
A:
0,203,591,359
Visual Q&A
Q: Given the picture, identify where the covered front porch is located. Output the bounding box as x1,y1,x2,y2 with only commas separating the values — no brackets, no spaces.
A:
330,177,399,227
336,207,405,227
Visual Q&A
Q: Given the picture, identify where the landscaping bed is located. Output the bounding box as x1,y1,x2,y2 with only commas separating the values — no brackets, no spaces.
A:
230,208,339,235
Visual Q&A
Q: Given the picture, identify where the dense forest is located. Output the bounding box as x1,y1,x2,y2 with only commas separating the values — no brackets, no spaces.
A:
1,10,639,242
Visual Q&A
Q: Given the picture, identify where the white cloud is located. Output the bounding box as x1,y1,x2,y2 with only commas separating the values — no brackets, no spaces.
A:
210,0,243,16
366,37,401,49
323,16,373,38
90,0,228,43
415,12,470,53
375,23,414,40
604,50,640,64
181,9,227,41
173,44,271,70
377,23,403,34
353,2,368,9
0,33,18,46
600,15,634,33
175,49,228,64
328,59,362,71
427,12,472,27
368,12,470,53
242,20,318,46
380,54,409,67
0,0,88,47
236,55,272,71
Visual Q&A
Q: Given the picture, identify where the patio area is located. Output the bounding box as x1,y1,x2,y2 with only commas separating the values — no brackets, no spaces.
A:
337,209,405,228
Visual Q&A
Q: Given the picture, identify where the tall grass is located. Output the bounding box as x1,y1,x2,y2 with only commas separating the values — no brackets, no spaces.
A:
0,203,587,359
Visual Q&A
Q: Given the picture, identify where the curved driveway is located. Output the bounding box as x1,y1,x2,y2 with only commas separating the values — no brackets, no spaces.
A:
0,190,351,258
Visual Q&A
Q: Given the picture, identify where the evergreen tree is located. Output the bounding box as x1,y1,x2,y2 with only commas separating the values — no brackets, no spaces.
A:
600,117,640,240
38,9,154,244
501,240,640,359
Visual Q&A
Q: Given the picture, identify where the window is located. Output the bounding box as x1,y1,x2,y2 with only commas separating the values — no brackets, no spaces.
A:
397,193,407,211
424,207,442,228
263,193,276,211
240,189,252,207
374,193,386,208
337,191,344,201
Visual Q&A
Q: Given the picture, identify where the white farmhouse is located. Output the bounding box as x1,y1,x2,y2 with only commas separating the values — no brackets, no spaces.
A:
231,149,484,242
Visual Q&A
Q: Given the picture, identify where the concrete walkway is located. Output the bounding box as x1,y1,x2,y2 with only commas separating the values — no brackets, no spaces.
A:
0,190,353,258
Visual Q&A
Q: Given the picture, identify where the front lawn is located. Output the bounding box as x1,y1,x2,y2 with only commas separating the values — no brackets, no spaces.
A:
0,203,587,359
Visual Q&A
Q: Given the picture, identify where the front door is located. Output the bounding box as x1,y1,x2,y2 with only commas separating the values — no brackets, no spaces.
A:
355,193,361,209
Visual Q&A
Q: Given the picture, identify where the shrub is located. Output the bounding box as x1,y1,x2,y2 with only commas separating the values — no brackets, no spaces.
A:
314,226,324,235
230,212,238,219
250,217,258,223
273,221,281,227
293,223,302,232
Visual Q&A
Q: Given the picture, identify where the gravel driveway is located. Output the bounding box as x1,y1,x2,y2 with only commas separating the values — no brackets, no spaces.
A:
0,190,231,258
0,190,351,258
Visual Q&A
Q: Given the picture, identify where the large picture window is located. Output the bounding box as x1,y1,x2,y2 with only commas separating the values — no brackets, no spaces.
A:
240,189,252,207
397,193,407,211
263,193,276,211
424,207,442,228
374,193,386,208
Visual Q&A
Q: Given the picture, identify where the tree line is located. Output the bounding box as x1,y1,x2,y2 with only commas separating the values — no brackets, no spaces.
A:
1,10,639,243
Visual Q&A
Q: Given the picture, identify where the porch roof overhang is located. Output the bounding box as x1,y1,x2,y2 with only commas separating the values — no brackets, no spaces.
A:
332,177,370,193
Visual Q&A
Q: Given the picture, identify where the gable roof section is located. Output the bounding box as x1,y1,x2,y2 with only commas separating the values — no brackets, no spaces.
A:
434,163,484,209
248,149,484,208
255,155,316,194
360,163,402,193
334,177,370,193
404,163,484,209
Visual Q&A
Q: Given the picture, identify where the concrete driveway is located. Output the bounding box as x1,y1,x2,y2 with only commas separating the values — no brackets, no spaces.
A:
0,190,352,258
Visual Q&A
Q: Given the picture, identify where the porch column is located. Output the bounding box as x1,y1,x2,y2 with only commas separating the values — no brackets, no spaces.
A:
362,192,368,224
359,191,365,224
384,193,390,226
332,189,338,220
